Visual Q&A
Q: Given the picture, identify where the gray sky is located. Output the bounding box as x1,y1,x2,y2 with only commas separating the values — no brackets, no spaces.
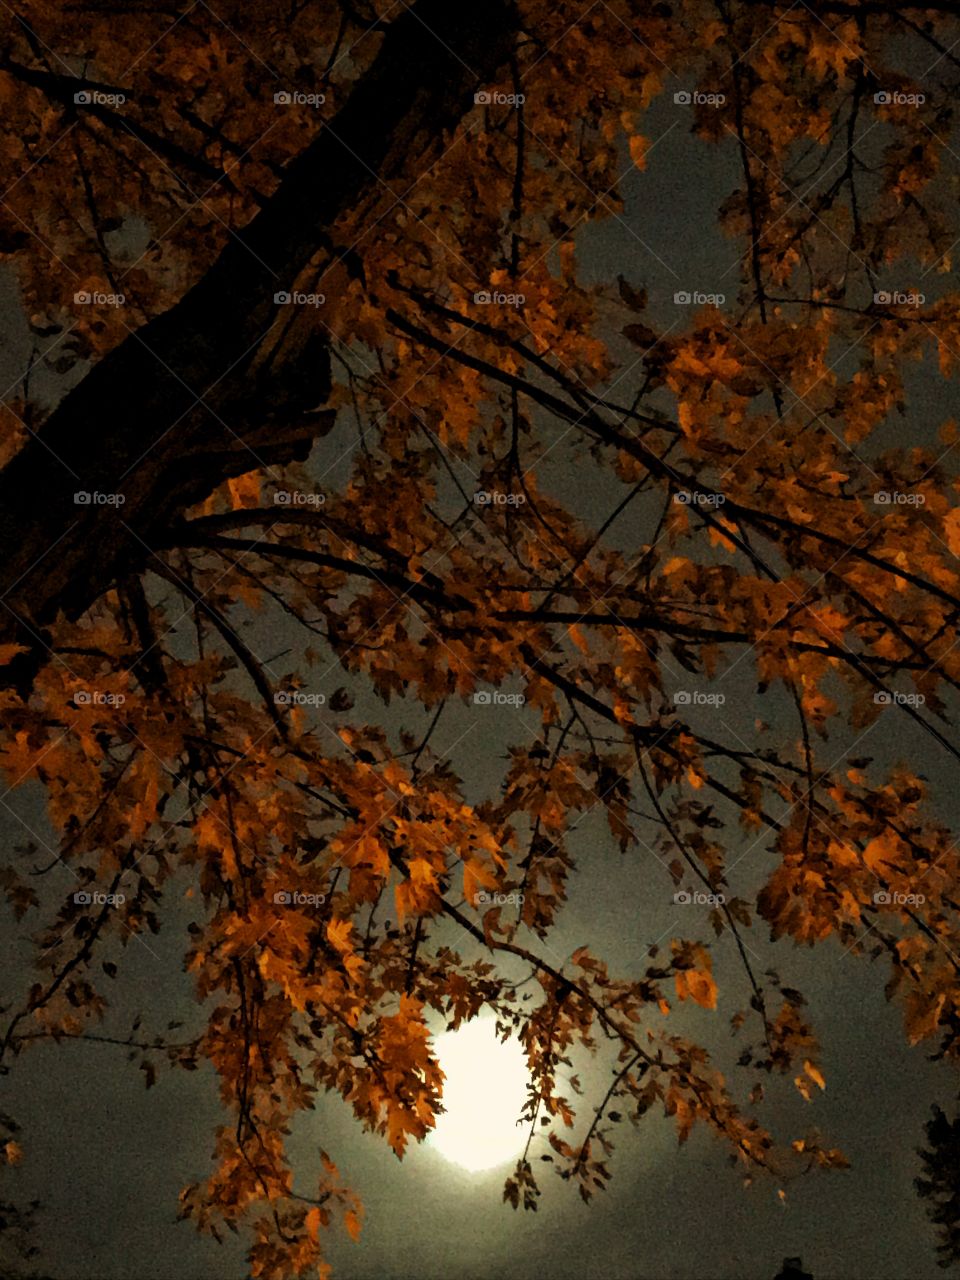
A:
1,36,958,1280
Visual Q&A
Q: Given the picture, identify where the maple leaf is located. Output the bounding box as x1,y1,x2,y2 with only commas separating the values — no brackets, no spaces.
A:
628,135,649,170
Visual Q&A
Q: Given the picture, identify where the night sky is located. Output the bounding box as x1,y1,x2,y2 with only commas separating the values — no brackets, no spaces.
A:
2,13,958,1280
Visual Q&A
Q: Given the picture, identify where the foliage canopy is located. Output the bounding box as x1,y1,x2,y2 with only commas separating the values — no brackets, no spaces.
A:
2,1,960,1275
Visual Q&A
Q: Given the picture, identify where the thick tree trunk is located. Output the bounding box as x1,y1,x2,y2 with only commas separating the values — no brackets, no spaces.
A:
0,0,516,664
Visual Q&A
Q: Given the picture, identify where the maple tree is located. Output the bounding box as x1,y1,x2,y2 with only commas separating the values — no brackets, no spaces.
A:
1,0,960,1275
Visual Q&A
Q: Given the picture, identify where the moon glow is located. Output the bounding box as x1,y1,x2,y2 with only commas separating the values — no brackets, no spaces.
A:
428,1018,530,1173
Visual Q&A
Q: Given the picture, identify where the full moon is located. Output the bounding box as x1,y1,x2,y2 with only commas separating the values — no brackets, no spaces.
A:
428,1017,530,1172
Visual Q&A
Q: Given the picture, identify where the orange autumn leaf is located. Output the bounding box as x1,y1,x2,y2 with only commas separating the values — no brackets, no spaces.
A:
629,135,649,170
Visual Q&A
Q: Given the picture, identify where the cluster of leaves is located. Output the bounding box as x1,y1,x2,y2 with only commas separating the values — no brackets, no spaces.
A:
1,0,960,1275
